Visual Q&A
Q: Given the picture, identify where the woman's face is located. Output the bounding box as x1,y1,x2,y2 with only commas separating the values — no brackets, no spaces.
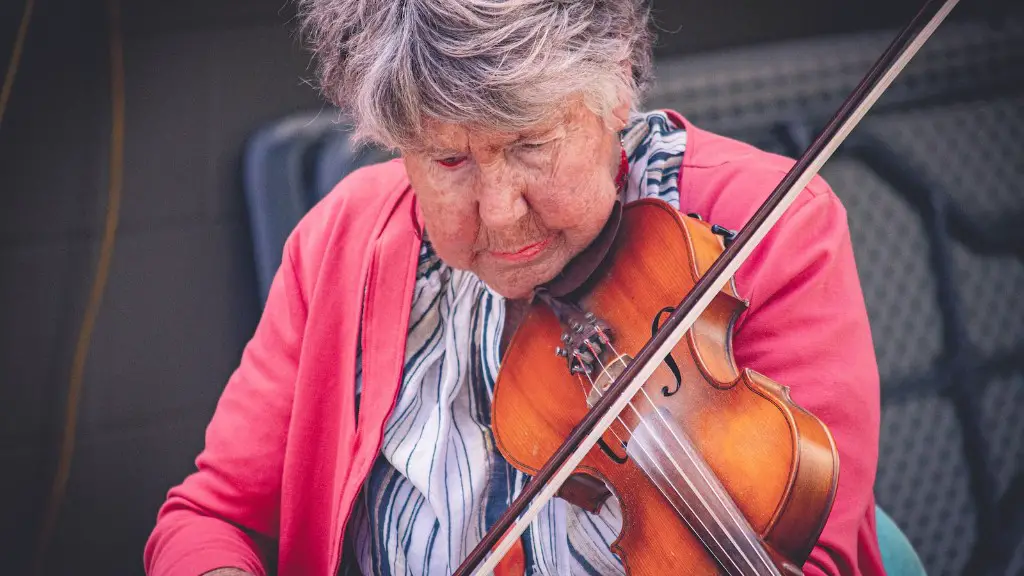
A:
403,98,627,300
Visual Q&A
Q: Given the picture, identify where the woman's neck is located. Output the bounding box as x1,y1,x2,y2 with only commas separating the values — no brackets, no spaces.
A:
500,298,530,356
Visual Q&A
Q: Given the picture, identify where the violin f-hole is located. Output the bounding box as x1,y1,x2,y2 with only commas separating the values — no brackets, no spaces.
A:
598,437,628,464
652,306,683,397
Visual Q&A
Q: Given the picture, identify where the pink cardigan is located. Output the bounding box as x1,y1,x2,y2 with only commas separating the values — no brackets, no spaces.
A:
144,113,884,576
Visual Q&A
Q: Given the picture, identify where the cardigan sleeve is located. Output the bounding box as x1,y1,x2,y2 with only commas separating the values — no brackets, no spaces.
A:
144,235,307,576
723,184,883,575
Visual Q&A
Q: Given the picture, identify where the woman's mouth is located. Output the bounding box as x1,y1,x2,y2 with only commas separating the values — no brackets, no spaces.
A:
490,236,554,262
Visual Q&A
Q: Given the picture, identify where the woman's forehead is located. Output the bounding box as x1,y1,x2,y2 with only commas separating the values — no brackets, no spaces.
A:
412,100,594,153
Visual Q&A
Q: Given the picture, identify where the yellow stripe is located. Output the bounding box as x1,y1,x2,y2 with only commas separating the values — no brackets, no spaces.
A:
0,0,35,130
34,0,125,572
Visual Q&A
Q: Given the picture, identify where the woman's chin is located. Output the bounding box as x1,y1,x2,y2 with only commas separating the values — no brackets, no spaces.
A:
482,278,537,301
479,270,546,300
480,253,571,300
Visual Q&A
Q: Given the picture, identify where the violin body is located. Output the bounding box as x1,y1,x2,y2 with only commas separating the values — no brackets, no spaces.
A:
492,199,840,575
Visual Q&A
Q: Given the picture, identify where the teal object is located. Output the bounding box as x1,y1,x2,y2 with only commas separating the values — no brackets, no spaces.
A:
875,506,927,575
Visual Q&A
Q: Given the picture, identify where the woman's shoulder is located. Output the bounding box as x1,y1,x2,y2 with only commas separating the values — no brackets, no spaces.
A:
282,158,418,294
666,111,843,233
303,158,412,234
288,158,412,249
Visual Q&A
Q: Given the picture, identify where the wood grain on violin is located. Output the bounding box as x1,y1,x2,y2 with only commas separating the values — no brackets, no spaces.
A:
492,200,839,575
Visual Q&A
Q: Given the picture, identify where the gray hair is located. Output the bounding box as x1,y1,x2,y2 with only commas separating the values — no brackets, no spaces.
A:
298,0,654,150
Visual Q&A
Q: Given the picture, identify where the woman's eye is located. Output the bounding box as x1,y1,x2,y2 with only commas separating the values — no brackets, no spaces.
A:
437,156,466,168
520,141,547,150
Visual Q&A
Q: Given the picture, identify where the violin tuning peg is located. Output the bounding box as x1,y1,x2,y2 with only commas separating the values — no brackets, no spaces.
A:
555,347,568,357
560,333,571,344
584,312,596,322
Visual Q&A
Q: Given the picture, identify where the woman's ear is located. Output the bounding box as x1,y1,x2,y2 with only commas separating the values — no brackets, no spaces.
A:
609,84,632,131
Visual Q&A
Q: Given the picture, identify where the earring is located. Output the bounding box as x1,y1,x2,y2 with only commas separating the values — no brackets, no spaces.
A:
615,146,629,192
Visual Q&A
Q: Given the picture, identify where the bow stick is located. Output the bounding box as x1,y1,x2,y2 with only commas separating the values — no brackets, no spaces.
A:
455,0,960,573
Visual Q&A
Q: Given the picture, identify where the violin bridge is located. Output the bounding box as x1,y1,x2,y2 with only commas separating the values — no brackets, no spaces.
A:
587,355,631,408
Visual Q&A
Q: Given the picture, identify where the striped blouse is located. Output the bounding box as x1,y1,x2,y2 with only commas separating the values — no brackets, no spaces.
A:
344,111,688,575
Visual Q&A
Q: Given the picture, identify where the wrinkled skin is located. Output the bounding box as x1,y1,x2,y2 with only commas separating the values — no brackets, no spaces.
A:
402,97,631,300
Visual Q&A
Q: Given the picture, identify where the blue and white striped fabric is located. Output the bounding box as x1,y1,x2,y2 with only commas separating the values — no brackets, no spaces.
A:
345,111,687,575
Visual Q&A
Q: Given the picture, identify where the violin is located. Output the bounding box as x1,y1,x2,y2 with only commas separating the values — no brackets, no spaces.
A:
495,198,839,575
456,0,961,574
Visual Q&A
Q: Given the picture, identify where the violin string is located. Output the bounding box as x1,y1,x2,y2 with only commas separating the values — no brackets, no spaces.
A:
601,340,775,574
575,359,748,570
583,341,774,575
630,384,772,574
577,355,759,576
578,366,756,576
581,340,761,569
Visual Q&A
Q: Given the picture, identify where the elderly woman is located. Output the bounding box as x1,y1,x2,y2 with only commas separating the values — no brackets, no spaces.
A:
144,1,883,575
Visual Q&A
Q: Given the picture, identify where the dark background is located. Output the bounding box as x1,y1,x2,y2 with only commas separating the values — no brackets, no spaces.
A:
1,0,1021,575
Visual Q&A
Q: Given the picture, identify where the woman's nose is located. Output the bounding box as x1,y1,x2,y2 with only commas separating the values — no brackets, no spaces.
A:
476,163,528,229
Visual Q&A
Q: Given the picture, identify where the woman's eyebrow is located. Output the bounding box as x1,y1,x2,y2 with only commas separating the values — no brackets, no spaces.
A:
416,143,465,156
512,126,562,143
